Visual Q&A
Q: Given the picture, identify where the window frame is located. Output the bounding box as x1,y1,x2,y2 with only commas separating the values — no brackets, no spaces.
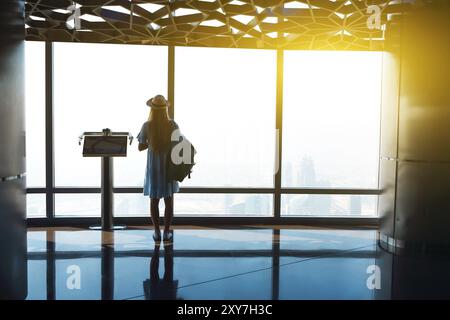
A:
26,41,381,225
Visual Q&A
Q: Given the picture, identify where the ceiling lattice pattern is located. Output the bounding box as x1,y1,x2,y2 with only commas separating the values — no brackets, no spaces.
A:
25,0,409,50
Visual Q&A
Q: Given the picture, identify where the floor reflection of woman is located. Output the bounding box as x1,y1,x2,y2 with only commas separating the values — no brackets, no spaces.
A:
143,242,178,300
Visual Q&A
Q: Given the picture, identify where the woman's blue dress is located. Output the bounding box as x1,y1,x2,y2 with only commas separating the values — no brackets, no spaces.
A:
137,120,180,199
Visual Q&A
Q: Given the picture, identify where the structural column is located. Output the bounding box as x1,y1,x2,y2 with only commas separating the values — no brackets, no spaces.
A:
0,0,27,299
379,1,450,253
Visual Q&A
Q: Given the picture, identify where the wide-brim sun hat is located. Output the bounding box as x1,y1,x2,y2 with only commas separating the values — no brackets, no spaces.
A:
147,94,169,109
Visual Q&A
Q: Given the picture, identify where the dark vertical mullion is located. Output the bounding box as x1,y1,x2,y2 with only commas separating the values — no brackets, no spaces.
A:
45,41,54,219
271,228,280,300
167,46,175,217
274,49,284,220
46,229,56,300
168,46,175,119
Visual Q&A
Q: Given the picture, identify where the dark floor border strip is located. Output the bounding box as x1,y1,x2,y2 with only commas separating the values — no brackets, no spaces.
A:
27,249,379,260
26,187,381,195
27,217,379,228
27,187,274,194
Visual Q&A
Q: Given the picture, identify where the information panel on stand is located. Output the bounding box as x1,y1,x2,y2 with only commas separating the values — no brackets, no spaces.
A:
82,135,128,157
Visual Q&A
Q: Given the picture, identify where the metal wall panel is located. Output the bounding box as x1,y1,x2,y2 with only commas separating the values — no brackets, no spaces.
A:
0,179,27,299
0,0,27,300
378,159,397,239
379,16,402,160
375,248,450,299
397,4,450,162
391,254,450,299
393,3,450,246
395,161,450,244
0,1,25,178
379,2,450,249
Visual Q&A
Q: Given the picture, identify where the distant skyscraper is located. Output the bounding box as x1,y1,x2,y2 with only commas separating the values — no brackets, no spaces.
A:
299,156,316,186
284,162,293,186
245,195,258,214
350,196,362,215
230,202,245,214
244,195,269,215
224,194,234,212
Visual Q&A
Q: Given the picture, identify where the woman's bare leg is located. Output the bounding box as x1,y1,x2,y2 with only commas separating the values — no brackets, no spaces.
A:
163,197,173,233
150,198,161,235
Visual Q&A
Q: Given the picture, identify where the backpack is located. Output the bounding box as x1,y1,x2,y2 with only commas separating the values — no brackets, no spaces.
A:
166,133,196,183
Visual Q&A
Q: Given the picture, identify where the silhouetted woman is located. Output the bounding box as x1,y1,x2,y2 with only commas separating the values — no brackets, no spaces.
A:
137,95,179,242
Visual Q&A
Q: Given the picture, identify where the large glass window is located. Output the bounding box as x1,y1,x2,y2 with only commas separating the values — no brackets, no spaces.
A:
25,41,46,187
53,42,167,187
281,194,378,217
115,194,167,217
175,47,277,188
175,193,272,216
27,194,46,218
282,51,382,189
114,193,272,217
27,41,383,219
55,194,100,217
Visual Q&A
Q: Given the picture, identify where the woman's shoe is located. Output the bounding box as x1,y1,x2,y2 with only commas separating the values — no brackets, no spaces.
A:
163,230,173,242
153,231,161,242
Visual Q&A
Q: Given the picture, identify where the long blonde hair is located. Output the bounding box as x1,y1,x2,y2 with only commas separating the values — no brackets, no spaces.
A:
148,107,172,153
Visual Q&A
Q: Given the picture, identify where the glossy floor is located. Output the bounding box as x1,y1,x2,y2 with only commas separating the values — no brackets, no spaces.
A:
26,226,450,300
